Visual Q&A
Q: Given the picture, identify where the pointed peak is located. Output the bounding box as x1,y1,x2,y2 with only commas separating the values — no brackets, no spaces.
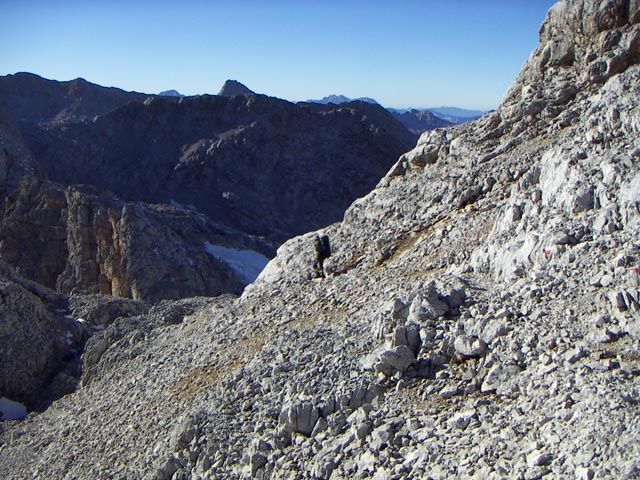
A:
218,80,254,97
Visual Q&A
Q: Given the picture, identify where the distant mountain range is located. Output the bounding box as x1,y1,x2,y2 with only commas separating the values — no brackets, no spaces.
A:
155,89,484,133
309,94,380,106
306,94,486,133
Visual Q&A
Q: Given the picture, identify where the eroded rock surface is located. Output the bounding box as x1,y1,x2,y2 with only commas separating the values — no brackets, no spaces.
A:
0,177,263,302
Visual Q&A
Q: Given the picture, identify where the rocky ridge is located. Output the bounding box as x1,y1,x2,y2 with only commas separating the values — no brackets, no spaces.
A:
1,1,640,479
21,93,416,244
0,72,148,126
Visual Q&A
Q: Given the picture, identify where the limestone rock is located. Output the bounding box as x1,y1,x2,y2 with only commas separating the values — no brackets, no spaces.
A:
391,324,421,356
453,335,488,357
407,281,450,323
278,401,320,438
2,2,640,480
0,178,260,302
374,346,416,377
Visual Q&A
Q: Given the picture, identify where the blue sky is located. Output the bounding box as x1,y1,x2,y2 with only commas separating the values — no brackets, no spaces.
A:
1,1,557,110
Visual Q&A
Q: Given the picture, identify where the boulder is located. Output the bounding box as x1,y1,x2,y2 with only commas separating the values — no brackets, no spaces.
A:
453,335,488,358
407,282,449,323
374,346,416,377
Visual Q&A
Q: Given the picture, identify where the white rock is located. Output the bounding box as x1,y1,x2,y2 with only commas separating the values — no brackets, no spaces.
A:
454,335,488,357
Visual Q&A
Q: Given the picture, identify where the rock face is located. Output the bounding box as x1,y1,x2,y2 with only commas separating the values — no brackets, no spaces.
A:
0,176,265,302
0,265,86,410
218,79,255,96
1,1,640,479
0,114,263,303
20,93,416,244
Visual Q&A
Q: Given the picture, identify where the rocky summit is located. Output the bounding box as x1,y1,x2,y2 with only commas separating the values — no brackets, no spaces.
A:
218,80,256,97
1,0,640,479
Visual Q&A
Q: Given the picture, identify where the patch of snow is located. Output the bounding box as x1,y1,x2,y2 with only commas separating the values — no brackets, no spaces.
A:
0,396,27,420
204,242,270,283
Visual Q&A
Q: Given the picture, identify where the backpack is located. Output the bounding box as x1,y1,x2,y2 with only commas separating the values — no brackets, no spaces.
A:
320,235,331,257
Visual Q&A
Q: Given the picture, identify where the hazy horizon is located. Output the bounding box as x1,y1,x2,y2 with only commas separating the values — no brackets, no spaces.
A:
1,0,557,111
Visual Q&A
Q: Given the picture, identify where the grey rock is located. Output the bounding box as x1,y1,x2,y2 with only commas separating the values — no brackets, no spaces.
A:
278,401,320,438
374,346,416,377
249,452,267,476
217,79,254,97
0,178,257,302
2,2,640,480
447,409,477,430
407,281,449,323
0,276,83,408
454,335,488,357
391,324,421,356
481,364,522,394
565,347,588,364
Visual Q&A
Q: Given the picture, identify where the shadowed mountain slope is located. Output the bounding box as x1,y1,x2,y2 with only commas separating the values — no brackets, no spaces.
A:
22,93,417,243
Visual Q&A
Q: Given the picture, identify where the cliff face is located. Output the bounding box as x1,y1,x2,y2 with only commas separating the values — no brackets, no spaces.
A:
1,1,640,479
0,176,265,302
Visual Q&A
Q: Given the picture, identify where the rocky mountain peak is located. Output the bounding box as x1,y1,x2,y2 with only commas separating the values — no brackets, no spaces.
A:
217,79,255,96
501,0,640,124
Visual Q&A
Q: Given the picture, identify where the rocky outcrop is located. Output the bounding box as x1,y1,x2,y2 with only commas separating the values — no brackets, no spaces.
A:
0,268,86,409
159,89,184,97
1,1,640,479
0,260,153,412
22,93,416,243
0,177,267,302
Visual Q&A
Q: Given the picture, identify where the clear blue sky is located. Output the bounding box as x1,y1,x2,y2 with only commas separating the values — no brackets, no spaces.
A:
1,0,557,110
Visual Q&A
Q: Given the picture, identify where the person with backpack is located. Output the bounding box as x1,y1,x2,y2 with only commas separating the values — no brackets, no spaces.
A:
313,234,331,278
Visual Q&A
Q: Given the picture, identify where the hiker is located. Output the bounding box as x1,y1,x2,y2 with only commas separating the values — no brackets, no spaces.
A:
313,234,331,278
